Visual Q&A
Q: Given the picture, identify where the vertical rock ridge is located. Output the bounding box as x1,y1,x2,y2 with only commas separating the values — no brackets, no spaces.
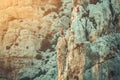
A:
56,0,120,80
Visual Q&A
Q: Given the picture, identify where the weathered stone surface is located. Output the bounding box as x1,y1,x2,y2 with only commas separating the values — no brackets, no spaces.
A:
56,0,120,80
84,33,120,80
0,0,72,80
1,0,120,80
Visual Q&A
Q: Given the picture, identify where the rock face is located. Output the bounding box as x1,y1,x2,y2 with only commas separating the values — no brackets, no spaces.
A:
56,0,120,80
0,0,72,57
0,0,72,80
0,0,120,80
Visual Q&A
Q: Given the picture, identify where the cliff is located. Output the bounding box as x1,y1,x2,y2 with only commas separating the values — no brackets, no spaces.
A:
0,0,72,80
0,0,120,80
56,0,120,80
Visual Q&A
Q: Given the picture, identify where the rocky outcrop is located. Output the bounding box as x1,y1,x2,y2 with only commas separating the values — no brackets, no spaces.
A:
0,0,72,57
56,0,120,80
0,0,72,80
0,0,120,80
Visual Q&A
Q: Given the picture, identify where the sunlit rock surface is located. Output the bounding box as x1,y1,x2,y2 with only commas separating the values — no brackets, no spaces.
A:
0,0,120,80
56,0,120,80
0,0,72,80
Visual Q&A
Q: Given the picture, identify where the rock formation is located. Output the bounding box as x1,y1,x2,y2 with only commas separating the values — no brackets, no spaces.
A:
0,0,120,80
0,0,72,80
56,0,120,80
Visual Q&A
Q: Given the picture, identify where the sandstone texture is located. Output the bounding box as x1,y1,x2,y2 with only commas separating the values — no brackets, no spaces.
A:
0,0,72,80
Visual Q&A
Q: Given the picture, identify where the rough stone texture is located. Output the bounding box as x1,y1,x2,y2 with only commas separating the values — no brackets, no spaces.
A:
0,0,72,57
0,0,72,80
56,0,120,80
84,33,120,80
17,51,58,80
0,0,120,80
